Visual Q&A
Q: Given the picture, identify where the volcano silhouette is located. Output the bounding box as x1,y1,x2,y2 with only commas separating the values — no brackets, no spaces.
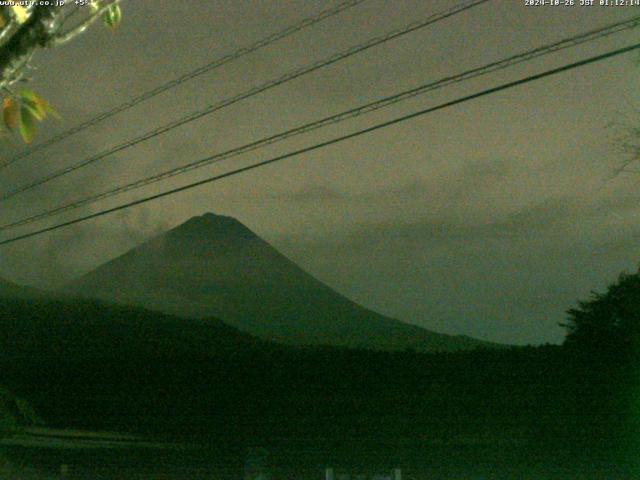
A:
64,213,492,351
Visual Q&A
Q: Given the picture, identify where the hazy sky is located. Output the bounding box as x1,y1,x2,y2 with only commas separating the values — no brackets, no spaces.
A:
1,0,640,344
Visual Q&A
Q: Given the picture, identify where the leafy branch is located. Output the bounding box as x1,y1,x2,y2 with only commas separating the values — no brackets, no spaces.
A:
0,1,123,143
3,89,59,143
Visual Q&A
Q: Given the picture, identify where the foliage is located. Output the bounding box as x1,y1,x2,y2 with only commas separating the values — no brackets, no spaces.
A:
0,1,123,143
97,2,122,30
2,89,58,142
562,267,640,354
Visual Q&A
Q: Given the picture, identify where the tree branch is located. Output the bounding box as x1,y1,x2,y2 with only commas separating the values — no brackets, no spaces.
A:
0,19,20,49
49,0,123,47
0,1,125,89
0,7,65,89
0,5,36,48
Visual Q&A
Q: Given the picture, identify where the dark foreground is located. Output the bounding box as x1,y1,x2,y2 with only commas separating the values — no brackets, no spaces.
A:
0,298,637,479
1,432,638,480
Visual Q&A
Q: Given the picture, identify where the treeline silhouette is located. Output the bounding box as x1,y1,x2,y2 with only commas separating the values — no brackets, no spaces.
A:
0,287,637,475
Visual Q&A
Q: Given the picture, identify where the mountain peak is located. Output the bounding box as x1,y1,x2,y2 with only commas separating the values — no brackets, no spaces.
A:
182,212,236,226
170,213,254,239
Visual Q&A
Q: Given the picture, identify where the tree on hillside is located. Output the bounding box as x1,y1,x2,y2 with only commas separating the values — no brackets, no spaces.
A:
562,267,640,353
0,1,122,143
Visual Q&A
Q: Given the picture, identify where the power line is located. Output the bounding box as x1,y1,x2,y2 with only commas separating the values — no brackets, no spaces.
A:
0,0,370,170
0,0,490,203
2,14,639,231
1,41,637,247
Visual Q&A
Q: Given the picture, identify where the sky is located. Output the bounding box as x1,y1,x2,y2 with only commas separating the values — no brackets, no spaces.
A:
1,0,640,345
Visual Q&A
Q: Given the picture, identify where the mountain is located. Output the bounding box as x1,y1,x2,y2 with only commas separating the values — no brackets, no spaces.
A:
0,296,258,363
0,277,47,299
64,213,494,351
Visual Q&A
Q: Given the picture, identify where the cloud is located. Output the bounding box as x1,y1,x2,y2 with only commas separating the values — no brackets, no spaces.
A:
0,205,171,289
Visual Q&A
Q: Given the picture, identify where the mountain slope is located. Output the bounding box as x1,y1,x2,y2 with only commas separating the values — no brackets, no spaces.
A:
64,213,493,351
0,296,257,361
0,277,47,299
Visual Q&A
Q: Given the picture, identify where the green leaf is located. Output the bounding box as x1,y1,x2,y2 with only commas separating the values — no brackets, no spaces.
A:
3,97,19,130
18,90,60,120
19,90,46,119
42,100,61,120
21,100,44,121
19,105,36,143
11,5,28,24
18,89,40,104
102,3,122,30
